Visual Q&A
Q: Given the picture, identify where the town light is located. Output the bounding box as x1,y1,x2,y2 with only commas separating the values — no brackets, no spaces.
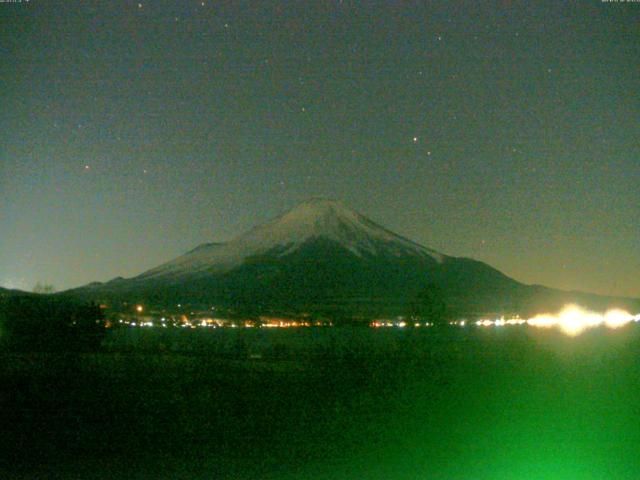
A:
527,305,635,336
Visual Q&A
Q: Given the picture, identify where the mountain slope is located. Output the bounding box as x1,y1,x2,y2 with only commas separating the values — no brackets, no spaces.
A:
0,287,33,298
66,200,639,317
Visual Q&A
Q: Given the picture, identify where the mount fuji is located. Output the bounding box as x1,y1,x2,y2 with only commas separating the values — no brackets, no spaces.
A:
140,199,444,281
66,199,638,318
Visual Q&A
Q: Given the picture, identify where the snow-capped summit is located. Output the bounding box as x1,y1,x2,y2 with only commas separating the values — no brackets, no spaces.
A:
236,198,442,259
138,199,443,281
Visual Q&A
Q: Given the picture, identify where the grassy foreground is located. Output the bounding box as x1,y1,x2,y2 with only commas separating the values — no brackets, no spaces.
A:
2,327,640,479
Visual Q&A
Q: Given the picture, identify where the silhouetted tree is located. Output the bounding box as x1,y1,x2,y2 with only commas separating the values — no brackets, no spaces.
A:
33,282,56,294
0,296,105,351
410,283,449,325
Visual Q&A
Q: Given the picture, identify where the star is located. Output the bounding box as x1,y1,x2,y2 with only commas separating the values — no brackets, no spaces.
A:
413,137,418,143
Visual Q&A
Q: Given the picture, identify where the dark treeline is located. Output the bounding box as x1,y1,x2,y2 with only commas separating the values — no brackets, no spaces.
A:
0,295,105,351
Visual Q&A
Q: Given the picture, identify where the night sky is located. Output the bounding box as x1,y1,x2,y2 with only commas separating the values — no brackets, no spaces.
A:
1,1,638,297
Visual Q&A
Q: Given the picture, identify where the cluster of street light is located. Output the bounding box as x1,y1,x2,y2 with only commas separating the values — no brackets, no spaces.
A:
370,305,640,337
473,305,640,336
119,304,640,337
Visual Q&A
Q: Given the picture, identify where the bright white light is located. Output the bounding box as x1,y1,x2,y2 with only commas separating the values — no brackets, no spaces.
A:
527,305,637,336
558,306,598,336
604,309,634,329
476,319,493,327
527,314,553,329
505,318,526,325
465,305,639,336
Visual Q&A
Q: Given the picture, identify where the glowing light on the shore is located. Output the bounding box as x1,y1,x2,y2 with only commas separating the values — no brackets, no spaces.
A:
506,319,526,326
476,319,494,327
469,306,638,336
527,305,636,336
604,309,634,329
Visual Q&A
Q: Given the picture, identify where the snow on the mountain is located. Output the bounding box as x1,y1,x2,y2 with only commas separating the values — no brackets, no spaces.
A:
138,199,444,279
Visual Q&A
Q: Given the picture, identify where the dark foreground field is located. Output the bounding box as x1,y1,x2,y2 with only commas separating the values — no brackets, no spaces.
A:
2,326,640,479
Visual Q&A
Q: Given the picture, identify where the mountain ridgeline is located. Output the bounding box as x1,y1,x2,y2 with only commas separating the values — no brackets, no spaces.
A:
65,200,639,320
